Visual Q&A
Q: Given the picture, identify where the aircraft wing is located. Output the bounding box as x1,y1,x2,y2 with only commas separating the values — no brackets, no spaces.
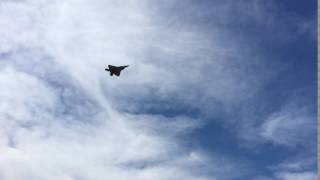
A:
108,65,116,70
120,65,129,68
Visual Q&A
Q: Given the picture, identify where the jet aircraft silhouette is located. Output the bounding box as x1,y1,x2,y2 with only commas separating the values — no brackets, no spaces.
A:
105,65,129,76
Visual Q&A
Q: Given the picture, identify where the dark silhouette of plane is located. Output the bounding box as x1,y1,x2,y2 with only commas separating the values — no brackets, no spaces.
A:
105,65,129,76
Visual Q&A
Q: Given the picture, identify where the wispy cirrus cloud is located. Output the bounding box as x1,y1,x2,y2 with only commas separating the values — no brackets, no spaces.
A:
0,0,262,179
260,96,315,147
0,0,316,179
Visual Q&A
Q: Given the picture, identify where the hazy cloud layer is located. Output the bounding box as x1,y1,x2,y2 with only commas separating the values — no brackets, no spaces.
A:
0,0,315,179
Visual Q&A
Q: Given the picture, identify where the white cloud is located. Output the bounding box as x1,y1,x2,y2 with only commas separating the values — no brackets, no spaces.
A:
275,171,317,180
275,158,316,180
0,0,266,179
260,96,315,147
0,0,315,179
254,172,317,180
269,156,316,172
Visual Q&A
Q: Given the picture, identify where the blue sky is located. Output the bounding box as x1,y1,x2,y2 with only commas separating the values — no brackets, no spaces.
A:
0,0,316,180
193,0,317,179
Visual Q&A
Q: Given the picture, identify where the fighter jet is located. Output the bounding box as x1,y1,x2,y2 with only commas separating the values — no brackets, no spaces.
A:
105,65,129,76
